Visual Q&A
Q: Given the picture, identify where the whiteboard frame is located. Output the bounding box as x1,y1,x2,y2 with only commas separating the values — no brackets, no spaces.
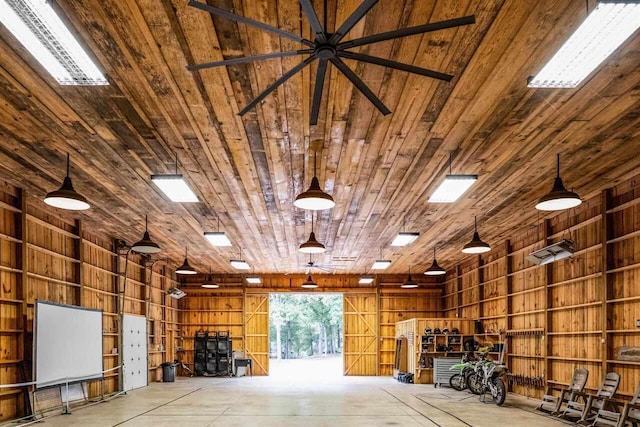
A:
33,300,104,389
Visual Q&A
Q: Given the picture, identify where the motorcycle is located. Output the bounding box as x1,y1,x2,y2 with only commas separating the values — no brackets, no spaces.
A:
448,352,475,391
466,350,508,406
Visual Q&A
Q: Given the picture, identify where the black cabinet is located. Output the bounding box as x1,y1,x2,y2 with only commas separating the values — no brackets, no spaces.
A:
193,331,232,376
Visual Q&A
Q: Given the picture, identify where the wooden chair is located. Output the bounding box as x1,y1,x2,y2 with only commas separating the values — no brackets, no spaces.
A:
586,382,640,427
537,368,589,414
559,372,620,423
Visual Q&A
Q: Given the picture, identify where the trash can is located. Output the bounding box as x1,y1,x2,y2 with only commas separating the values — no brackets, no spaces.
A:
161,362,176,382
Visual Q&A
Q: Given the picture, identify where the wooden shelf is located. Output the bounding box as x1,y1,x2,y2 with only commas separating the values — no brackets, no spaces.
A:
547,356,601,363
0,297,23,304
607,360,640,366
547,330,602,336
509,354,544,359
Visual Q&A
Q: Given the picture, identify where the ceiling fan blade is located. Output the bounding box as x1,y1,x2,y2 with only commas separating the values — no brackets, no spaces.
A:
337,15,476,50
188,0,314,48
187,50,314,71
239,55,317,116
299,0,327,43
328,0,379,44
310,59,328,125
339,51,453,82
306,266,311,274
314,266,334,273
330,57,391,115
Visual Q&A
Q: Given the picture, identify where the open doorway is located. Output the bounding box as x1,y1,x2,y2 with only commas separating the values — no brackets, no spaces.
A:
269,293,343,379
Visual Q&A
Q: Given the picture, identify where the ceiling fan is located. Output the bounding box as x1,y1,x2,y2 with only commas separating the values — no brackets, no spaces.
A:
187,0,475,125
286,254,342,274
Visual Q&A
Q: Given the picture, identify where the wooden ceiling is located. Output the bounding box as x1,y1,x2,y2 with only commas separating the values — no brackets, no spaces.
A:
0,0,639,274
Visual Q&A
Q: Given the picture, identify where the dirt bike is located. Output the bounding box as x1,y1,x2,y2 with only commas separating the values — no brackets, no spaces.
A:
448,352,475,391
466,351,508,405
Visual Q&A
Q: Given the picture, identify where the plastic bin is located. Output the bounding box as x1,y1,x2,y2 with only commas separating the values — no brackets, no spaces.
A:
161,362,176,382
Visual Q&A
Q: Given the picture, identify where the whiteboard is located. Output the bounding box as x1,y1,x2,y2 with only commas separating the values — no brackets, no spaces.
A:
34,301,103,388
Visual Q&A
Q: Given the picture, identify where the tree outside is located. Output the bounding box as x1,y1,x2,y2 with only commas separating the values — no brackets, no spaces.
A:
269,294,343,359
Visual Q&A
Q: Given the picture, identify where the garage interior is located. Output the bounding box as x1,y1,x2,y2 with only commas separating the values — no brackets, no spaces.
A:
0,0,639,426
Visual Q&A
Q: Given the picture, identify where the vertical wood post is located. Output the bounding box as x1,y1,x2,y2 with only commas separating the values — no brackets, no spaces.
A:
478,256,484,321
456,265,462,318
601,189,611,372
543,218,552,383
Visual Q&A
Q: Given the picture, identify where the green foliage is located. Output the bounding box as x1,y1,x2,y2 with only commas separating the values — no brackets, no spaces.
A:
269,294,343,358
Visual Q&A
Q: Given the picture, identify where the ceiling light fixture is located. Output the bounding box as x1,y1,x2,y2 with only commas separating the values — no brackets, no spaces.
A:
372,246,392,270
299,212,326,253
176,247,197,275
151,153,198,203
391,216,419,247
131,215,161,254
301,274,318,289
358,277,374,285
230,248,250,270
204,217,232,246
528,1,640,88
294,151,335,211
401,266,418,289
0,0,108,85
44,153,90,211
536,154,582,211
462,216,491,254
201,268,219,288
425,247,446,276
246,276,261,284
429,153,477,203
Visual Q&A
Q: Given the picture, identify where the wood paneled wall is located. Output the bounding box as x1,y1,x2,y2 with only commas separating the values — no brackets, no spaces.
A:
442,175,640,399
0,181,178,422
177,275,443,376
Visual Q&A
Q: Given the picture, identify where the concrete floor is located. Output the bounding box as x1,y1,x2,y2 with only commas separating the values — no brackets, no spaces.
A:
39,372,571,426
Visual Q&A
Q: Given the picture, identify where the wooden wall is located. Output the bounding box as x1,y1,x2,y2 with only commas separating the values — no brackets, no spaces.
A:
0,181,178,422
442,175,640,399
178,275,442,376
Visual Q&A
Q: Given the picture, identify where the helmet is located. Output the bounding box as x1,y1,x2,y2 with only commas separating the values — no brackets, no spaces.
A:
434,328,442,335
436,344,447,352
464,338,479,352
442,328,449,335
424,327,432,335
451,328,460,335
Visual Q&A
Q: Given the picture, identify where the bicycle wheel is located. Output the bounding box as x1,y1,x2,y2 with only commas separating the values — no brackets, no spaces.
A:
493,378,506,406
467,373,483,395
449,374,466,391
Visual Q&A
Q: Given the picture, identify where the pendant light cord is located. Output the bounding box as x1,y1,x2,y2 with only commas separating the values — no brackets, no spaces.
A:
66,152,70,177
175,152,179,174
145,215,148,232
474,215,478,232
556,153,561,178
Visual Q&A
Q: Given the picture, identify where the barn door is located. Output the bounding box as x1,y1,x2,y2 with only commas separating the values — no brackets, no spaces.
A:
343,293,378,376
122,314,147,391
244,293,269,375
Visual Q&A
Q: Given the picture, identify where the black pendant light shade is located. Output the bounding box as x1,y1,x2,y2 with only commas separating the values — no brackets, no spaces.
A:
294,152,335,211
536,154,582,211
425,247,446,276
462,216,491,254
301,274,318,288
176,247,197,275
44,153,90,211
401,266,418,288
131,215,161,254
202,268,219,288
299,213,326,253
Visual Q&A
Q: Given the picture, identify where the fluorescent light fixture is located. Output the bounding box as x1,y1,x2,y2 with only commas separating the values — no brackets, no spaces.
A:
0,0,108,85
201,283,219,289
246,276,261,284
230,259,250,270
528,2,640,88
204,231,232,247
391,232,419,247
151,174,198,202
429,175,478,203
359,277,374,285
526,239,575,266
371,259,392,270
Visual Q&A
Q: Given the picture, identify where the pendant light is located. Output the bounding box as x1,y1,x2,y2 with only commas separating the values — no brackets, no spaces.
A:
301,274,318,289
176,247,197,275
462,216,491,254
535,154,582,211
294,151,335,211
131,215,161,254
401,266,418,289
201,267,219,288
44,153,90,211
425,247,446,276
299,212,326,253
230,247,250,270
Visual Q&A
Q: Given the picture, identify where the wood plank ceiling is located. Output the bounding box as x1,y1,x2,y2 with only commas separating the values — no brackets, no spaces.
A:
0,0,639,274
